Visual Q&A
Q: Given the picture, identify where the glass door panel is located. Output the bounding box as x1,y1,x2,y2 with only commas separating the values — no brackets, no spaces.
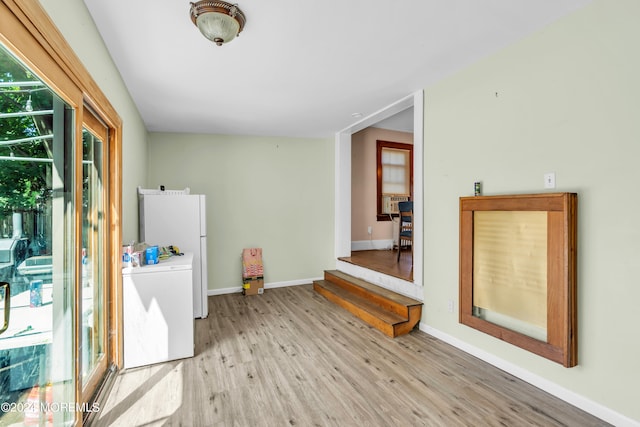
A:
81,116,108,400
0,44,75,425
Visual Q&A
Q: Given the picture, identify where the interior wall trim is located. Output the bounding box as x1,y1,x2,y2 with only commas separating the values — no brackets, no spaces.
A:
208,278,322,296
351,239,393,251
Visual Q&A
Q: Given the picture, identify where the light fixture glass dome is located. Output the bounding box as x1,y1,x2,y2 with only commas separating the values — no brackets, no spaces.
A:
195,12,240,45
190,1,246,46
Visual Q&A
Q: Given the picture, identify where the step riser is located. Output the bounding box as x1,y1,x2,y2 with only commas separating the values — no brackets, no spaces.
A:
313,282,395,337
314,270,423,338
324,271,409,317
393,306,422,337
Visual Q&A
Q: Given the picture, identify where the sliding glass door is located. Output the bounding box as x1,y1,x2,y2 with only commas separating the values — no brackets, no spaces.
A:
80,113,109,404
0,43,76,425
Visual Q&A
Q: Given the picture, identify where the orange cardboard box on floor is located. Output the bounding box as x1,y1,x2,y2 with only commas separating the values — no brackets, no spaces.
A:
242,276,264,295
242,248,264,296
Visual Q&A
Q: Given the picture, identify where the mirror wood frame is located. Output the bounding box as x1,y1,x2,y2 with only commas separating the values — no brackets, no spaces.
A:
459,192,577,367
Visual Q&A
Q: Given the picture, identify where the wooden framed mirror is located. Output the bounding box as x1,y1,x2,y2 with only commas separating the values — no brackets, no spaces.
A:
459,193,577,367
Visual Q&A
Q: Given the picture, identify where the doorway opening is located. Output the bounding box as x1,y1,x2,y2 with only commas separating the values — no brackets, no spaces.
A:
334,91,423,300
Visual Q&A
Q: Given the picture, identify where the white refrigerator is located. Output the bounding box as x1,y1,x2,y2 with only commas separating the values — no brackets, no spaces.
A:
138,188,209,318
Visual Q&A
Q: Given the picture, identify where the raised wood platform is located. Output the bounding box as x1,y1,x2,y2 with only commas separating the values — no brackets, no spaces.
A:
313,270,423,338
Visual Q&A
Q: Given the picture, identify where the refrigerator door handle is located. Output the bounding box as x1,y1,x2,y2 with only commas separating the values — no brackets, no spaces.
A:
199,194,207,236
200,236,208,318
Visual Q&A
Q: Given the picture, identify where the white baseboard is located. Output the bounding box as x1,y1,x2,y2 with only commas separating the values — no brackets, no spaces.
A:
265,277,322,289
207,277,321,296
351,239,393,251
420,324,639,427
336,260,422,301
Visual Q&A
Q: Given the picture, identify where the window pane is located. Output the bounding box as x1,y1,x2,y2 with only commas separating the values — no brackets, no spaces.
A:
472,210,548,341
382,149,407,165
0,43,76,426
81,127,106,385
381,148,409,195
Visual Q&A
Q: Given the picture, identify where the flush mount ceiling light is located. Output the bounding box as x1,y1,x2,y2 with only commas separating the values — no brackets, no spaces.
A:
189,1,246,46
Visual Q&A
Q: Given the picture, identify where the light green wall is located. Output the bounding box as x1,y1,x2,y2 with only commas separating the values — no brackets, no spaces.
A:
39,0,148,243
148,133,335,290
423,0,639,422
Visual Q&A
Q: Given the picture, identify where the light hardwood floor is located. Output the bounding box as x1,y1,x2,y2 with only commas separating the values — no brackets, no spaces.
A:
91,285,607,426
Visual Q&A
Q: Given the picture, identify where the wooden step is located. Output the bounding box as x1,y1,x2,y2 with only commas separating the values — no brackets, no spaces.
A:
323,270,422,317
313,270,423,338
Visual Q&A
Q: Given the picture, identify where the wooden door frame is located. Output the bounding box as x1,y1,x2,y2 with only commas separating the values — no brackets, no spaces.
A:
1,1,123,423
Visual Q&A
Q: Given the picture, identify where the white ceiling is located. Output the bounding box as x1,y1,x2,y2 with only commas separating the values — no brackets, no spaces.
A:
373,108,414,134
83,0,591,138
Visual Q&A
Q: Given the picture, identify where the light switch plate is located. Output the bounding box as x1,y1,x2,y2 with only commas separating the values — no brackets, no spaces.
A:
544,172,556,189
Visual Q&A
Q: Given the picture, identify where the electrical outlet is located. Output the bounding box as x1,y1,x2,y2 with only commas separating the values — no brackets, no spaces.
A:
367,226,372,235
447,300,454,313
